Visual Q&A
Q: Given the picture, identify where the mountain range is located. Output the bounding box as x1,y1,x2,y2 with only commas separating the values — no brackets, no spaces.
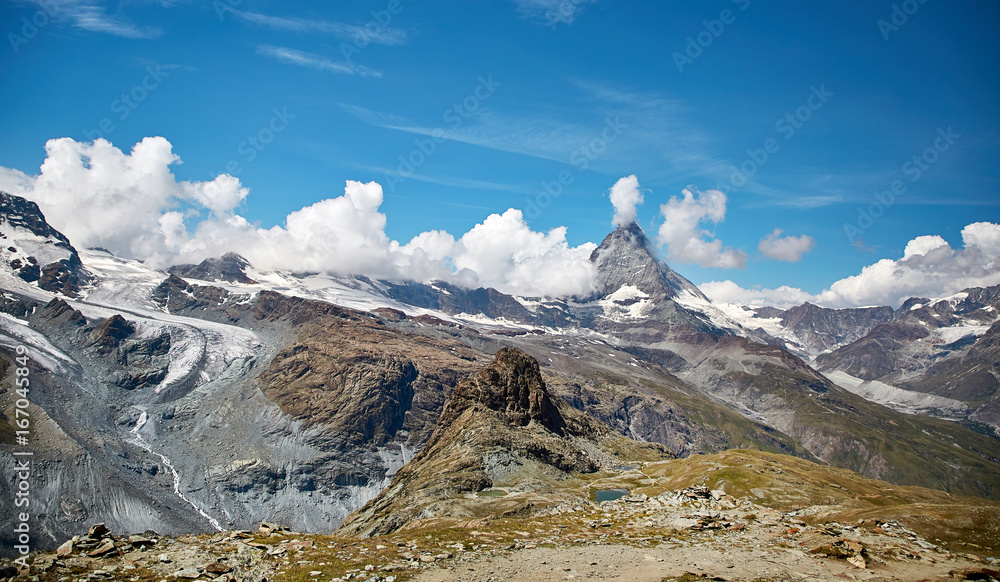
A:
1,190,998,556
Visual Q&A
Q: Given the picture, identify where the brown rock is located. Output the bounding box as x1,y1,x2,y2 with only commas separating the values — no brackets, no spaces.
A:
258,522,288,535
56,539,74,556
204,562,233,574
87,539,116,557
88,523,110,538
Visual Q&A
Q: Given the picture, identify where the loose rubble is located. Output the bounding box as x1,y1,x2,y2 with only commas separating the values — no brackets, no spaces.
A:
1,486,995,582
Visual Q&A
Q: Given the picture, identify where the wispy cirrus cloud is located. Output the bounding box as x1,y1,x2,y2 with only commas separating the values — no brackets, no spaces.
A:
256,45,381,77
355,163,537,194
25,0,161,38
341,103,584,163
341,86,719,179
512,0,596,26
232,9,408,45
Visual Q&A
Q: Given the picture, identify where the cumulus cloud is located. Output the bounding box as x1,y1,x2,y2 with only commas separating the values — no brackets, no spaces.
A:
451,210,597,297
0,136,597,298
701,222,1000,308
757,229,815,262
699,280,817,309
609,175,643,228
656,187,746,269
3,137,186,260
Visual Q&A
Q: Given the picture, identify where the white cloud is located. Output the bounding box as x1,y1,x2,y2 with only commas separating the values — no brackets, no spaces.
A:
701,222,1000,308
757,229,815,262
512,0,596,26
233,10,408,45
26,0,160,39
0,136,597,298
181,174,248,215
6,137,182,260
256,45,381,77
451,209,598,297
699,280,817,309
609,175,643,227
656,187,746,269
902,235,948,258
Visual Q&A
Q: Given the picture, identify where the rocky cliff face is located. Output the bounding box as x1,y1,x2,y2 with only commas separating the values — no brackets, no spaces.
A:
337,348,670,537
817,285,1000,434
754,302,894,355
0,191,91,296
588,221,707,302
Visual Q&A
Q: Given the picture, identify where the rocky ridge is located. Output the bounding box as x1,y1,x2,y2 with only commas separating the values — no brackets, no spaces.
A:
0,191,91,296
817,285,1000,433
338,348,671,537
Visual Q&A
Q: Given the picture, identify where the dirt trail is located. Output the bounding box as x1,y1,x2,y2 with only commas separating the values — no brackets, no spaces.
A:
413,542,983,581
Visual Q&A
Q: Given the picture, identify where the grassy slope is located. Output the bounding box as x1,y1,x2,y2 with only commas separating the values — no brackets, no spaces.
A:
728,364,1000,500
638,449,1000,555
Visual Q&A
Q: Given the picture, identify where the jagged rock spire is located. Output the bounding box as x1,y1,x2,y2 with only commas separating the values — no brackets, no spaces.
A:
589,221,707,301
439,347,565,434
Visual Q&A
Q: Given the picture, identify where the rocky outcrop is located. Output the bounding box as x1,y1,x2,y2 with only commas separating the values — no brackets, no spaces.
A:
167,252,258,284
39,297,87,327
440,347,564,433
338,348,670,537
91,314,136,354
0,191,92,296
258,343,419,447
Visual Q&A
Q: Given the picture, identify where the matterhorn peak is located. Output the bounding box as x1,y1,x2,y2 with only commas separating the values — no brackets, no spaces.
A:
589,221,706,302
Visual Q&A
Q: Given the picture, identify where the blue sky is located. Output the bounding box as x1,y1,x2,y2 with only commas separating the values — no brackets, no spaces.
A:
1,0,998,306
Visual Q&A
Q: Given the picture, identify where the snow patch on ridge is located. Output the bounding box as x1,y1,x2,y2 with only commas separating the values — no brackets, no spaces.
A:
597,284,653,321
0,221,74,268
934,324,992,344
823,370,968,419
672,290,754,339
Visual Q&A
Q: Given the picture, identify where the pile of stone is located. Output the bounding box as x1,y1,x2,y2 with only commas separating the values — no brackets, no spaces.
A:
54,523,158,559
673,511,740,531
257,522,291,536
809,537,869,569
677,485,727,502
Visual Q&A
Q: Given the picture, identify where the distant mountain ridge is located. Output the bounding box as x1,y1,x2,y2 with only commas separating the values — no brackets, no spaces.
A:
2,191,1000,555
0,190,91,296
816,285,1000,433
